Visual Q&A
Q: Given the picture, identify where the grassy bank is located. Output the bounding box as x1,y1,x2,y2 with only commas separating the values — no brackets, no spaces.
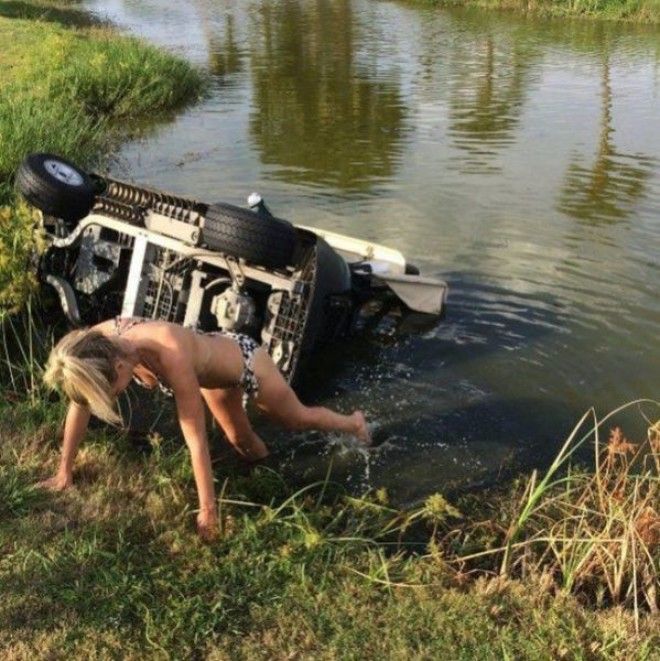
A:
0,2,205,205
0,0,205,311
0,302,657,659
405,0,660,23
1,344,658,660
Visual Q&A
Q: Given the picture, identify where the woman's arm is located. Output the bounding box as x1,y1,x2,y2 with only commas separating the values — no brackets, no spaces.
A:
163,343,218,540
175,384,216,510
38,401,91,490
175,385,219,540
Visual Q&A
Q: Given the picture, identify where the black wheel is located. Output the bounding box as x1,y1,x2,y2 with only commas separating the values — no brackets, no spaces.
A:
16,153,95,222
202,202,297,269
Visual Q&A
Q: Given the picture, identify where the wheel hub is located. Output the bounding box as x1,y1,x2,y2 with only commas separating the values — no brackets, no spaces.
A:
44,159,84,187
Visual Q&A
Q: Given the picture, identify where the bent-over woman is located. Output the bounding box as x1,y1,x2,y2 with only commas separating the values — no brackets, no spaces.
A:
39,317,369,539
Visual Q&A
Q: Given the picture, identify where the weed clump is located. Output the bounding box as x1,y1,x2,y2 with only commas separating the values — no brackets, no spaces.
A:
434,401,660,629
0,204,43,314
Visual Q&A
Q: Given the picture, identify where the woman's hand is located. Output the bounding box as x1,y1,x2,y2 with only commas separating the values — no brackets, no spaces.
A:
36,472,72,492
196,508,220,542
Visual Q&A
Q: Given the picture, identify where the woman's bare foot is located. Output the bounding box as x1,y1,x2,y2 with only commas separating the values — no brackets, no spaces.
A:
352,411,371,446
36,473,72,492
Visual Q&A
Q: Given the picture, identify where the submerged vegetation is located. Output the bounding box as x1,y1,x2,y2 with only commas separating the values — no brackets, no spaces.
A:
406,0,660,23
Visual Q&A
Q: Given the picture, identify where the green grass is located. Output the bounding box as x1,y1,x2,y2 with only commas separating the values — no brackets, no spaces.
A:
0,0,98,30
0,313,657,657
0,304,657,655
0,389,658,657
405,0,660,23
0,0,206,311
0,18,205,204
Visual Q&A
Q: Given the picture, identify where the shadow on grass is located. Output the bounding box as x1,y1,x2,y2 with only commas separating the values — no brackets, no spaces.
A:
0,0,102,28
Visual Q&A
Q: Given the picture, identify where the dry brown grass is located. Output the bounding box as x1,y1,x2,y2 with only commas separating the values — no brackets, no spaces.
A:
435,402,660,632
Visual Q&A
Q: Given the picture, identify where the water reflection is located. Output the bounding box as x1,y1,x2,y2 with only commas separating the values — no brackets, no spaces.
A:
247,0,408,190
204,13,244,81
78,0,660,502
447,35,536,174
558,55,655,224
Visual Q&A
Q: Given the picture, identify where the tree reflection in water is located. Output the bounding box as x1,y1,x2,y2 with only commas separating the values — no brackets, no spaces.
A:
447,35,536,174
247,0,408,191
558,55,655,224
206,13,244,81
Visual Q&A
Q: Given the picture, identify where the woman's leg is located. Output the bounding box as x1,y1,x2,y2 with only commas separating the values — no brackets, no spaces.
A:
200,387,269,461
253,349,370,443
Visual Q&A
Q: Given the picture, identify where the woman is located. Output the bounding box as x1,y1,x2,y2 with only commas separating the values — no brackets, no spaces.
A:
38,317,370,540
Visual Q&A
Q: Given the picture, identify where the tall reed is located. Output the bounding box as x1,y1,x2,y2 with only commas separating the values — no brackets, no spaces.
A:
438,401,659,629
0,298,54,405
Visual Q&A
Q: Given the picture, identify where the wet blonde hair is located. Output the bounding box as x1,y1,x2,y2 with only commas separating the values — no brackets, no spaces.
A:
43,328,126,425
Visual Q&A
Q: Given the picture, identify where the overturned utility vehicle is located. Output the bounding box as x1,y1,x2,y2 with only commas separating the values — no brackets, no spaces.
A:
17,153,447,385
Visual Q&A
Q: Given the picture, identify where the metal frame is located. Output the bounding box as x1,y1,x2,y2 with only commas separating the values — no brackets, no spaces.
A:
38,170,449,385
51,213,296,293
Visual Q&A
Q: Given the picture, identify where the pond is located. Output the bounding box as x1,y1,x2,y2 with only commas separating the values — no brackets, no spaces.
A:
83,0,659,504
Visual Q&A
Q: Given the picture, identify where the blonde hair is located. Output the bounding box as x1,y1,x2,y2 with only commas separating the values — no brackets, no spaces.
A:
43,328,125,425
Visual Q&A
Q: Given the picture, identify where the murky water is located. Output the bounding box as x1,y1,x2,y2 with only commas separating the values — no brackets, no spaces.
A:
83,0,659,503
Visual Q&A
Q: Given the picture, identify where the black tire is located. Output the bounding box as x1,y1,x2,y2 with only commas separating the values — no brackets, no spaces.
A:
202,202,297,269
16,153,95,222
